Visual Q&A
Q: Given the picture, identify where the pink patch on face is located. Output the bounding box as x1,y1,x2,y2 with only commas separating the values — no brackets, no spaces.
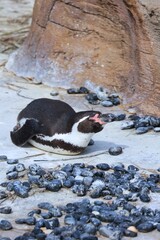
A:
89,114,106,125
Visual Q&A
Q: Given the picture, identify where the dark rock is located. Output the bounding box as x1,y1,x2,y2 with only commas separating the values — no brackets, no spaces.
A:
6,171,18,180
7,159,18,164
6,182,14,191
38,202,54,210
0,206,12,214
90,180,105,198
83,176,93,187
137,222,155,232
45,179,62,192
35,219,45,228
88,139,94,146
79,87,89,94
85,93,98,101
28,209,41,217
83,223,97,234
61,164,73,173
52,170,67,180
6,165,16,174
63,176,75,188
98,211,117,222
23,181,31,190
136,127,149,134
49,207,62,217
99,225,122,239
121,121,135,129
13,181,29,198
112,97,121,106
101,100,113,107
45,234,61,240
67,88,80,94
0,155,7,160
49,218,60,229
127,165,139,172
50,90,59,96
0,182,9,187
28,174,41,185
100,113,116,122
29,164,45,176
123,229,137,237
157,223,160,231
0,190,8,200
139,193,151,202
80,235,98,240
108,146,123,156
128,114,140,121
15,217,36,225
35,232,46,239
72,184,87,196
154,127,160,132
96,163,110,171
148,116,160,127
64,215,77,225
88,100,100,105
115,113,126,121
41,211,53,219
90,218,101,227
15,163,26,172
0,220,12,230
123,203,136,212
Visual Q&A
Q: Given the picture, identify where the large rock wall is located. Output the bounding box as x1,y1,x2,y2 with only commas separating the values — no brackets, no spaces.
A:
6,0,160,115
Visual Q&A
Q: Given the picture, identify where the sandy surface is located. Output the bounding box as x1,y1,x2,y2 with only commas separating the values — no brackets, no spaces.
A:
0,1,160,239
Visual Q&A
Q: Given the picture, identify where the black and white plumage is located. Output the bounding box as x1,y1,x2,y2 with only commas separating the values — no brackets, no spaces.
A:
10,98,106,155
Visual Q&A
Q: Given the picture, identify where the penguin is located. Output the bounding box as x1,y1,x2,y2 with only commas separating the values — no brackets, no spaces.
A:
10,98,106,155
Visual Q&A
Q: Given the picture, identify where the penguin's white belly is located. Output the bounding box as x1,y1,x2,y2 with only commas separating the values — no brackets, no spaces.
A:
28,119,94,155
29,139,81,155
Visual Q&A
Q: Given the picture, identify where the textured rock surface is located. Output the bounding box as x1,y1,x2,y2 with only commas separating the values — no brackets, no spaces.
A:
5,0,160,115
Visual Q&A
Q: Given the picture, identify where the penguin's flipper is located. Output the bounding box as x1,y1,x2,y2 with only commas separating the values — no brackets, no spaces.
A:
10,118,42,146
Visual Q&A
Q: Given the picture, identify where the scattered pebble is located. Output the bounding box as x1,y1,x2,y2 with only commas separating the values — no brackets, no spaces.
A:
15,217,36,225
101,100,113,107
0,220,12,230
137,222,156,232
88,139,94,146
50,90,59,96
121,121,135,130
154,127,160,132
136,127,149,134
0,206,12,214
15,163,26,172
67,87,89,94
0,155,7,160
108,146,123,156
0,190,8,200
7,159,19,164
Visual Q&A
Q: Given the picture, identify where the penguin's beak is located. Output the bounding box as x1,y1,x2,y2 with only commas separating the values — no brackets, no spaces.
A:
89,113,106,125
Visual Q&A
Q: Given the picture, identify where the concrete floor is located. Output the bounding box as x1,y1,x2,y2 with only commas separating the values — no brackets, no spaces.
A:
0,0,160,239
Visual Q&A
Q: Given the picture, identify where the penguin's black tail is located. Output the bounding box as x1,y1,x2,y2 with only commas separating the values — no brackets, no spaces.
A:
10,119,42,146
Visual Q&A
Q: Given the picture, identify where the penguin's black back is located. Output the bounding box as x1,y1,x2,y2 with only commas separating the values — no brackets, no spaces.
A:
18,98,76,135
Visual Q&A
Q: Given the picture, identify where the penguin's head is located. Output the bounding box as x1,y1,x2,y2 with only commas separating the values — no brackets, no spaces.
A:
75,111,106,134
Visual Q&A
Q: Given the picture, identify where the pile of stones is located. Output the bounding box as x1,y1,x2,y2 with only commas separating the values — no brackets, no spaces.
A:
67,86,121,107
121,114,160,134
0,158,160,239
67,86,160,135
